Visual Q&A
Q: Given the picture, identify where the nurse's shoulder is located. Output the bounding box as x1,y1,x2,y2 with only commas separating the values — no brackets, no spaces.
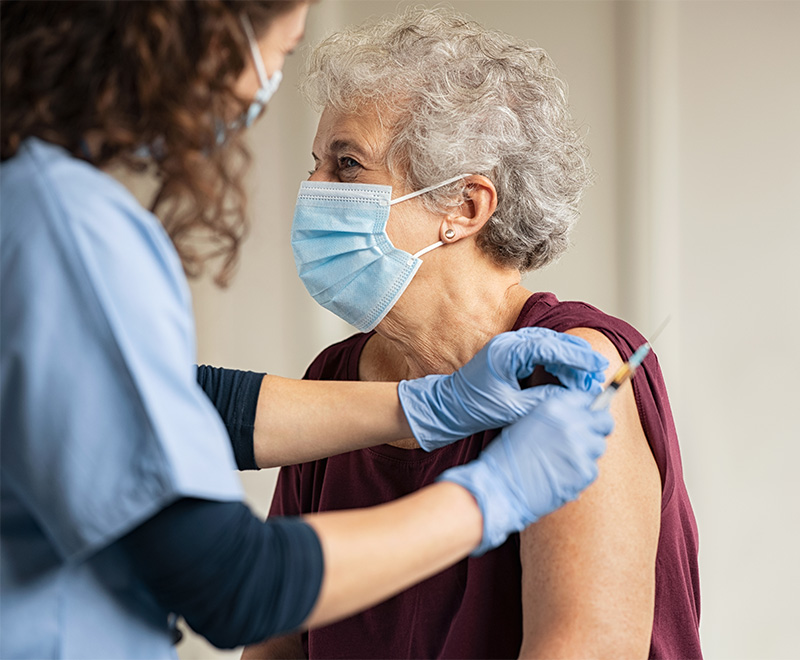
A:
1,137,242,563
1,137,189,307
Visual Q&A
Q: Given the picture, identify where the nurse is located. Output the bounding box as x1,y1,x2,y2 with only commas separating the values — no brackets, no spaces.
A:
0,2,613,658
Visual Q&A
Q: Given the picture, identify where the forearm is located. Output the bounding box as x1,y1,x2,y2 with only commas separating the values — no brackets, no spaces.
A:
196,367,412,470
254,375,412,468
202,328,609,469
239,484,482,654
119,486,480,649
301,481,482,629
118,499,323,649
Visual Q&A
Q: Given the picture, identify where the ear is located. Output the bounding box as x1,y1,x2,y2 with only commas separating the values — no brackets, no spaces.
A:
439,175,498,243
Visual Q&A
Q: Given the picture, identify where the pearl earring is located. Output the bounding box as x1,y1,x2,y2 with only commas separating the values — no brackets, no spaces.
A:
444,228,456,240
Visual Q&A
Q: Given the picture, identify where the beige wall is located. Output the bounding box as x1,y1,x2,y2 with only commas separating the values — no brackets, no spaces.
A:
178,2,800,658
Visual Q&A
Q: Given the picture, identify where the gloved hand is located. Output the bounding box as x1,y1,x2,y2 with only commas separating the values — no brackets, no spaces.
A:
397,327,608,451
438,389,614,555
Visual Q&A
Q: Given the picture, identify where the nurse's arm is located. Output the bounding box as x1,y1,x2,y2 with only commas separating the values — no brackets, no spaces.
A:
253,376,410,468
241,481,482,656
120,483,481,649
196,366,412,469
517,328,661,658
301,480,482,629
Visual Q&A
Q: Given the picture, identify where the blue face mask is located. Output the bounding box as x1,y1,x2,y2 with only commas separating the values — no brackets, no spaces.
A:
291,174,469,332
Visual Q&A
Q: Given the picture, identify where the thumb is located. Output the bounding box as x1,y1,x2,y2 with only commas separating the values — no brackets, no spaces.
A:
588,408,615,437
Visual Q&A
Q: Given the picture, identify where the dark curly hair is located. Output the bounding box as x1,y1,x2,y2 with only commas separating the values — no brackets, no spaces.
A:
1,0,304,285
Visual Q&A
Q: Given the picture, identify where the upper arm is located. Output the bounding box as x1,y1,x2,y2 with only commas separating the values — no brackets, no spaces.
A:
518,328,661,659
119,499,322,649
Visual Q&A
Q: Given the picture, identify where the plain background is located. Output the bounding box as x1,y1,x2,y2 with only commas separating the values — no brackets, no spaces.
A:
172,1,800,658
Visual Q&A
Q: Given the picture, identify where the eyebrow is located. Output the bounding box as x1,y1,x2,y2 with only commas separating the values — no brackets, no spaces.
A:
312,139,374,163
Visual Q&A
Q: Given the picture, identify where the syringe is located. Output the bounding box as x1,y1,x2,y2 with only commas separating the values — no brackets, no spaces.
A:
589,317,670,411
589,342,651,411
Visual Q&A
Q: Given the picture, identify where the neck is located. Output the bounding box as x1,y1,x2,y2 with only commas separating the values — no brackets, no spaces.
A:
371,247,532,380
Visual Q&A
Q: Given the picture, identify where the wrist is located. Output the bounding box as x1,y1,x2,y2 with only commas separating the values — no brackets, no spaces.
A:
398,373,454,450
437,462,491,556
428,480,483,554
302,480,483,628
438,455,530,556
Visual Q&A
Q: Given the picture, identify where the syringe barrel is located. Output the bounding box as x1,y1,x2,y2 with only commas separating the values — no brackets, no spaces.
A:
628,343,651,369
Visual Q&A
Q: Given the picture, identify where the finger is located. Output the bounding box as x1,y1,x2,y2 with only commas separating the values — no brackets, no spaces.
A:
515,326,592,349
586,378,604,397
490,328,608,380
565,444,601,493
589,409,615,436
585,432,607,460
582,457,600,488
513,336,609,377
594,437,607,461
543,363,606,392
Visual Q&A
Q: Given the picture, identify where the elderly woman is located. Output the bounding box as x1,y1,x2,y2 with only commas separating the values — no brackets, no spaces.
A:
247,7,700,660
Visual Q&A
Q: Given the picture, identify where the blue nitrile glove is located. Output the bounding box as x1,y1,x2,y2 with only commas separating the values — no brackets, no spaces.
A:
397,327,608,451
439,389,614,555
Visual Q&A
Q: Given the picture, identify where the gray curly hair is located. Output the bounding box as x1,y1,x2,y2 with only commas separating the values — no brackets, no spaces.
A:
300,6,593,272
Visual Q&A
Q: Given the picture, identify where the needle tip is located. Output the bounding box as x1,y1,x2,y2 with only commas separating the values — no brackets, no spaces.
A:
649,316,672,345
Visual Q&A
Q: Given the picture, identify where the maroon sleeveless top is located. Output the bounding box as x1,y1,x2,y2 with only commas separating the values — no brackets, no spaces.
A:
270,292,701,659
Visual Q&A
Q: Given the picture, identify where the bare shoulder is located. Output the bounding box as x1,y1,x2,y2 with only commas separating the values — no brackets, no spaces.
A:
518,326,662,658
563,327,654,464
564,327,624,378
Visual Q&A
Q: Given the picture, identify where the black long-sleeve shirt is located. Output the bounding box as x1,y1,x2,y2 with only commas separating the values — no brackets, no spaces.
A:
118,498,322,648
196,364,264,470
112,365,323,649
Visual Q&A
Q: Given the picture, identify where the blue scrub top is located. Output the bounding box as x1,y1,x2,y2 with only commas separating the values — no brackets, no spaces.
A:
1,138,243,659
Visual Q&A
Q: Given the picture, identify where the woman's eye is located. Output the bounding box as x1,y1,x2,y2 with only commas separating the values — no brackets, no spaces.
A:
338,156,362,171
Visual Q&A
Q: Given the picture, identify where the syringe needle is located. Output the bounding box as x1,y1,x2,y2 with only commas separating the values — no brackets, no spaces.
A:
590,316,670,411
648,315,672,346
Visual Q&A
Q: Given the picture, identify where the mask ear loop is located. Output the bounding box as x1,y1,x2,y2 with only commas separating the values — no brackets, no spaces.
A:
412,242,444,259
239,14,283,127
386,173,472,206
240,14,271,89
389,173,473,261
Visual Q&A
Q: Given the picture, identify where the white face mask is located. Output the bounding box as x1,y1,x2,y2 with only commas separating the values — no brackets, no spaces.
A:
237,13,283,127
136,14,283,157
217,14,283,142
